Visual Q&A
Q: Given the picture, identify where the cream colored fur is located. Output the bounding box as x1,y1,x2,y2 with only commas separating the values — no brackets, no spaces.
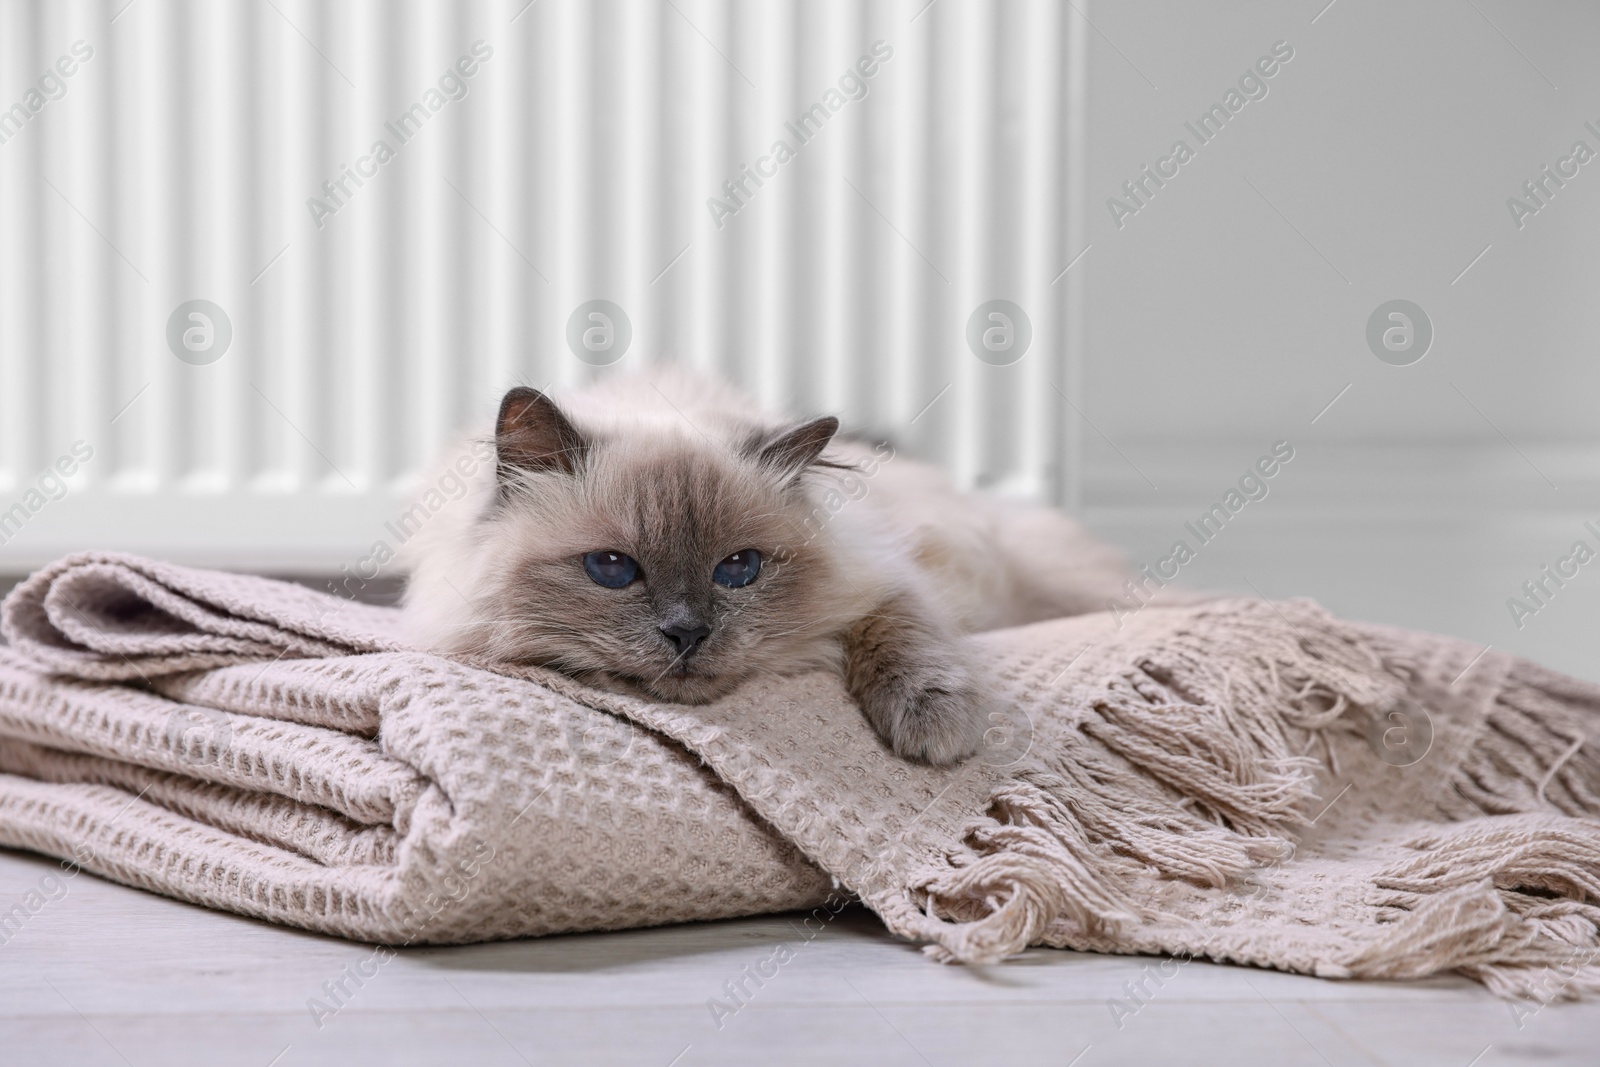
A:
403,366,1131,637
399,366,1137,762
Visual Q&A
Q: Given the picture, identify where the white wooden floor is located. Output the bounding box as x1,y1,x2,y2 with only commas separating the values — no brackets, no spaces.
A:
3,846,1598,1067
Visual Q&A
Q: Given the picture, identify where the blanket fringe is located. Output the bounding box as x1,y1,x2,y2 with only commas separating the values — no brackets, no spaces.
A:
911,775,1139,964
898,599,1404,964
1449,659,1600,819
890,602,1600,995
1354,656,1600,997
1362,822,1600,999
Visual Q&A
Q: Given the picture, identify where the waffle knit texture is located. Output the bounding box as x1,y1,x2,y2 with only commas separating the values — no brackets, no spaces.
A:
3,551,1600,998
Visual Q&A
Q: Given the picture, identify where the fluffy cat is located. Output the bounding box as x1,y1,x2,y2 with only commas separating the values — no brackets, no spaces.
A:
400,367,1135,764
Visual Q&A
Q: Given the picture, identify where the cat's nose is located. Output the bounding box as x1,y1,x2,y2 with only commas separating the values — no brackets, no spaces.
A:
660,621,712,658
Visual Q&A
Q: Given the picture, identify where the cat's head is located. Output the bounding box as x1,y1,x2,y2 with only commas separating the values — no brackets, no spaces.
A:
462,386,858,703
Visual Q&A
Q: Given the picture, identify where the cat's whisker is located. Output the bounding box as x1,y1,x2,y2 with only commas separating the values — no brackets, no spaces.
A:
763,607,891,631
641,647,698,688
751,622,832,641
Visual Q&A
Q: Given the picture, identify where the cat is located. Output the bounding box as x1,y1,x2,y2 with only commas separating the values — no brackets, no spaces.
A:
400,367,1136,764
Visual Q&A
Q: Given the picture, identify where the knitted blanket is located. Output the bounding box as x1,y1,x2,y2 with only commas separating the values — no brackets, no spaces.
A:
3,552,1599,999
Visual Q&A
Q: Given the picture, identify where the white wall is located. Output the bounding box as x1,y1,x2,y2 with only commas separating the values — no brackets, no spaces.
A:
1077,0,1600,682
1084,0,1600,452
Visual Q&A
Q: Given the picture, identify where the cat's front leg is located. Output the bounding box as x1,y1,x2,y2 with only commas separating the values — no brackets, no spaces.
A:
840,589,989,764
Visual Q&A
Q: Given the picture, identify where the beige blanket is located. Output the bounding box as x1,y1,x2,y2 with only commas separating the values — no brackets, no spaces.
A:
3,551,1599,999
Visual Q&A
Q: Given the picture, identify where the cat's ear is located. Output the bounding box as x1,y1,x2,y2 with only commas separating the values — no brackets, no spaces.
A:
495,386,588,486
749,416,839,481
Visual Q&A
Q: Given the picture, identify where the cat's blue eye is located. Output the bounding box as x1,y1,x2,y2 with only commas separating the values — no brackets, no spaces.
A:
583,551,639,588
712,549,761,588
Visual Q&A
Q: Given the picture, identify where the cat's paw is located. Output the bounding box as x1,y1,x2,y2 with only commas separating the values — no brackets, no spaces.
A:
853,657,989,765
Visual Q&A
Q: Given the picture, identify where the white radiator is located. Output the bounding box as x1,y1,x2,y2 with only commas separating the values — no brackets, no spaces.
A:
0,0,1087,570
